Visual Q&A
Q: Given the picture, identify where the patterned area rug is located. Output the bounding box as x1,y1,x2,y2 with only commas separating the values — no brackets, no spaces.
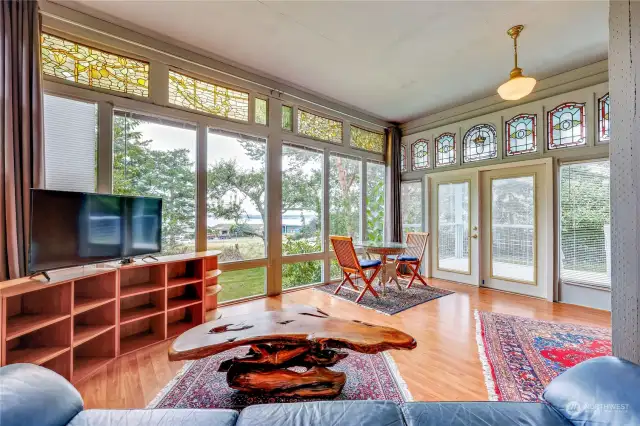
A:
315,280,453,315
148,347,412,410
475,310,611,402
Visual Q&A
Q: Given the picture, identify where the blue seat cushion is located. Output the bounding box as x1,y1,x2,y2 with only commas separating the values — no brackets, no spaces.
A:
68,409,238,426
388,255,419,262
359,258,382,268
401,402,571,426
237,401,404,426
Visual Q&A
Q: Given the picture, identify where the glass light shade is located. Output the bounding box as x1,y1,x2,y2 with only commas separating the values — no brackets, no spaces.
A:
498,76,537,100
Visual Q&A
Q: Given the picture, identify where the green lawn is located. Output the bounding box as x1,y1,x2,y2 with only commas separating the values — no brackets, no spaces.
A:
218,267,266,303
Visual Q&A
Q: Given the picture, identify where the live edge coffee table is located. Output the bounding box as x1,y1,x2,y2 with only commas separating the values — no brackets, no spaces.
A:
169,305,417,397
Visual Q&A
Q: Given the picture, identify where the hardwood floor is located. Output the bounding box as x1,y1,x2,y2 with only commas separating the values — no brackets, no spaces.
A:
75,278,611,408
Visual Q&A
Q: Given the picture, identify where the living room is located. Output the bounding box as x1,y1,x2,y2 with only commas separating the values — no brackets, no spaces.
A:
1,1,639,425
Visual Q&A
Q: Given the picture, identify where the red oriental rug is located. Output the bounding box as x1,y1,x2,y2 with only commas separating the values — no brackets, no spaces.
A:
148,347,412,410
475,310,611,402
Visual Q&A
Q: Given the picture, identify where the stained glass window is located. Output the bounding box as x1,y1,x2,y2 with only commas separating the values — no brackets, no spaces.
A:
505,114,536,156
282,105,293,131
411,139,430,170
547,102,586,149
400,145,407,172
41,33,149,97
598,94,610,142
351,126,384,153
435,132,456,167
463,124,497,163
255,98,268,125
168,71,249,121
297,109,342,143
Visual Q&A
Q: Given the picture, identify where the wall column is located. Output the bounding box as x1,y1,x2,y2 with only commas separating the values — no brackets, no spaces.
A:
610,0,640,363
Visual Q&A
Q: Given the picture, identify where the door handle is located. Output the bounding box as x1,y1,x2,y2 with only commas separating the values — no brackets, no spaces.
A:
471,234,478,239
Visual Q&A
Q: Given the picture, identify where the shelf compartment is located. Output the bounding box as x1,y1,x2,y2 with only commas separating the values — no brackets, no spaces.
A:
73,328,116,383
206,284,222,297
167,277,202,288
167,282,203,312
74,297,114,315
167,298,201,311
167,303,203,338
205,269,222,280
119,315,165,356
73,324,114,347
120,283,165,298
5,318,72,365
120,304,164,325
120,265,165,298
6,313,70,341
5,282,72,341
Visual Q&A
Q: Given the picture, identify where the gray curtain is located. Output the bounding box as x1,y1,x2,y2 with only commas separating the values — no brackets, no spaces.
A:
385,126,402,242
1,0,44,280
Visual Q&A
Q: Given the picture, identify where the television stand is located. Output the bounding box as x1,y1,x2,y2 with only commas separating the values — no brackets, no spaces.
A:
28,271,51,282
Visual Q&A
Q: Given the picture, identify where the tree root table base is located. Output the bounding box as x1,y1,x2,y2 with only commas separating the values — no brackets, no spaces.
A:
169,305,416,397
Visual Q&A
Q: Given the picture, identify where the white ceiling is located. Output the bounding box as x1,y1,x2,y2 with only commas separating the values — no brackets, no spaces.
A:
52,0,609,123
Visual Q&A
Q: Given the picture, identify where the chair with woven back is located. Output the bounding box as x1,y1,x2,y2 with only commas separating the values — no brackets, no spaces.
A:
330,235,383,303
391,232,430,289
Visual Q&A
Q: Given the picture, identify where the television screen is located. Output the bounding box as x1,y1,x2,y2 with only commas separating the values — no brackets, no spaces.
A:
29,189,162,273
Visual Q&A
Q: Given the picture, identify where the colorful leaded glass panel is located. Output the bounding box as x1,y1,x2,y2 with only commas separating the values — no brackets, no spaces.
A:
351,126,384,153
598,93,610,142
400,145,407,172
41,33,149,97
463,124,497,163
505,114,536,156
411,139,429,170
435,132,456,167
297,110,342,143
282,105,293,131
547,102,586,149
255,98,268,125
168,71,249,121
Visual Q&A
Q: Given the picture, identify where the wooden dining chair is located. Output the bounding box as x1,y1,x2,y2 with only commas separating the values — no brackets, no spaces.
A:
393,232,430,289
330,235,382,303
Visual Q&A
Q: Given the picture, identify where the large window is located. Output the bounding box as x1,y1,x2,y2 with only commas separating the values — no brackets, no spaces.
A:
401,181,423,242
113,111,196,255
217,267,266,303
560,161,611,286
207,129,267,262
42,33,149,97
366,162,385,242
329,154,362,240
282,261,323,290
282,144,323,256
43,94,97,192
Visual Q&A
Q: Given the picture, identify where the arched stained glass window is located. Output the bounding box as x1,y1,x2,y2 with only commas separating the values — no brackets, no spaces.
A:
400,145,407,172
598,93,610,142
435,133,456,167
411,139,429,170
547,102,586,149
505,114,536,156
463,124,497,163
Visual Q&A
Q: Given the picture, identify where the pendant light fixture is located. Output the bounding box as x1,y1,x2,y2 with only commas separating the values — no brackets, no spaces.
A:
497,25,536,100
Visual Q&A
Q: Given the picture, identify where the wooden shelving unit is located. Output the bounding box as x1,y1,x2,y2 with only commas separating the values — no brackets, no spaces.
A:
204,256,222,320
0,251,221,384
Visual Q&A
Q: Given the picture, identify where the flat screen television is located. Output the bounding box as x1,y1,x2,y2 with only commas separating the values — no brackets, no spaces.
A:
28,189,162,274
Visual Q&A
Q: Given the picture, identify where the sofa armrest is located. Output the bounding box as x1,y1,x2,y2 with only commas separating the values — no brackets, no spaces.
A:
0,363,83,426
543,356,640,426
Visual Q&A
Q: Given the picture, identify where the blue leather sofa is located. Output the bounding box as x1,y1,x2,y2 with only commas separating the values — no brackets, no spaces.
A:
1,356,638,426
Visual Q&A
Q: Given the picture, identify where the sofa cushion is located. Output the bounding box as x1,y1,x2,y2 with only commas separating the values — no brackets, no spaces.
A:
543,356,640,426
0,363,83,426
236,401,404,426
401,402,571,426
67,409,238,426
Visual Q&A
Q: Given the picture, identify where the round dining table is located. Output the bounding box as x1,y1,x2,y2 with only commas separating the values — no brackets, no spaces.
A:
355,241,411,295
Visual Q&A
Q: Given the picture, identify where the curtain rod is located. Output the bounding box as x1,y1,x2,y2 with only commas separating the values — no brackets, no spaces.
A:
40,10,388,131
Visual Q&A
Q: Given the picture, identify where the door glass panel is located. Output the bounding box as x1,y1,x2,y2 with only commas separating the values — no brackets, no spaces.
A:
491,176,535,283
437,182,470,273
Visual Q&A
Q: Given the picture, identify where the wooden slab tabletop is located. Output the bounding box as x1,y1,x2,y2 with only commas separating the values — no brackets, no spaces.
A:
169,305,417,361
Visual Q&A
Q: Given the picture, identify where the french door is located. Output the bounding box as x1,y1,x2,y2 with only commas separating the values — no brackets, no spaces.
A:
430,170,480,286
480,164,549,298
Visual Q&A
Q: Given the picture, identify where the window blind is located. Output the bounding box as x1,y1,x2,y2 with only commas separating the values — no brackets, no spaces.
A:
559,161,611,287
43,94,97,192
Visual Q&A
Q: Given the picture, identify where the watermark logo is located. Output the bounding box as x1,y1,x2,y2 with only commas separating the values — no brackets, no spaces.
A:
565,400,629,416
566,401,582,415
